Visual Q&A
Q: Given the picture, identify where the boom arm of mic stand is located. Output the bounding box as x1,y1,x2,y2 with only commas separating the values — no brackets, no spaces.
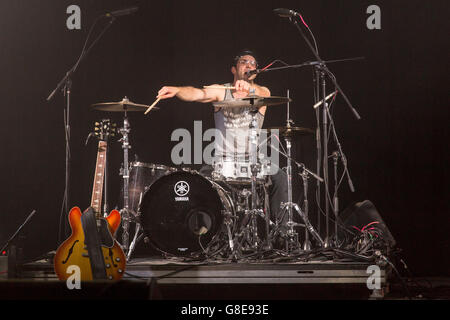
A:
290,18,361,120
46,16,116,102
256,56,364,77
254,61,316,76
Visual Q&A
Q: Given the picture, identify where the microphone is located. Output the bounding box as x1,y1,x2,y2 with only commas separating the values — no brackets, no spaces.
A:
105,6,139,18
273,8,300,18
245,69,261,77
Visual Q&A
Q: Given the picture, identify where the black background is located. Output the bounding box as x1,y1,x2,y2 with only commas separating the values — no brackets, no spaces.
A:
0,0,448,277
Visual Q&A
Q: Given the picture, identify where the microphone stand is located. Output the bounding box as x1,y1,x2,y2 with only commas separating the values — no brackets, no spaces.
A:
314,67,322,237
288,17,361,120
284,15,360,248
0,210,37,278
47,15,117,244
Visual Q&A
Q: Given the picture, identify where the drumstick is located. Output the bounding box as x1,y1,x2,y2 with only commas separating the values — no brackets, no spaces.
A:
145,97,161,114
203,85,236,90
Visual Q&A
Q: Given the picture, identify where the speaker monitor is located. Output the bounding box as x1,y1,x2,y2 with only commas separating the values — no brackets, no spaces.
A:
339,200,396,248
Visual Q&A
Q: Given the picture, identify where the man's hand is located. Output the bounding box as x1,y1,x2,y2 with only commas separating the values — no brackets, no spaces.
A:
157,86,180,99
234,80,252,94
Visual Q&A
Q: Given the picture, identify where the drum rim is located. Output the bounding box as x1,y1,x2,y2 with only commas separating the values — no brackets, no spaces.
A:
130,161,177,171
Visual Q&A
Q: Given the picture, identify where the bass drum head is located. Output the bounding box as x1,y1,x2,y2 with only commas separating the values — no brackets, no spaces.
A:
139,171,224,256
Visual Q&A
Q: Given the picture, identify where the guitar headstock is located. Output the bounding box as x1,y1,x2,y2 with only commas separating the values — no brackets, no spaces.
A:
94,119,117,141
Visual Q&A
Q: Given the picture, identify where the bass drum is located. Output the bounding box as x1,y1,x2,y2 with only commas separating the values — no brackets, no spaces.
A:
139,170,234,256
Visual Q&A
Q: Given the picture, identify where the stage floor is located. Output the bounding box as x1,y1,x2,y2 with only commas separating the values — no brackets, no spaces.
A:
2,255,449,300
0,255,396,300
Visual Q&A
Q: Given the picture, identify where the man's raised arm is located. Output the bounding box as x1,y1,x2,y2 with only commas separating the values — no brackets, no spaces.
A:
157,86,222,103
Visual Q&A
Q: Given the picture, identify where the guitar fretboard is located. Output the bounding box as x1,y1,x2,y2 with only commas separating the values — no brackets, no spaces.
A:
90,141,107,217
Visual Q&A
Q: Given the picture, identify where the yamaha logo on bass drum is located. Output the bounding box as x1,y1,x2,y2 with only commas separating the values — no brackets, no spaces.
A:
174,180,190,201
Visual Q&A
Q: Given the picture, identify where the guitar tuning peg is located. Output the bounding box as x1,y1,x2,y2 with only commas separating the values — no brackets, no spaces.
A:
95,122,100,126
94,127,100,131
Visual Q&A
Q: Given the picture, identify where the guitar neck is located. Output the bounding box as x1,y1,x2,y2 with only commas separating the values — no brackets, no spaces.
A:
90,140,107,217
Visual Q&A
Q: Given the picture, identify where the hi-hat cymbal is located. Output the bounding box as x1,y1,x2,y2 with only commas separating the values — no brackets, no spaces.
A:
267,126,315,137
213,95,291,108
92,97,159,112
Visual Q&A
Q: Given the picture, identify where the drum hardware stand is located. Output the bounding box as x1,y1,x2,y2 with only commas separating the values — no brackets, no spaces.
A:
276,90,304,253
266,134,325,252
299,164,311,251
276,154,322,252
248,108,266,250
332,151,340,246
227,109,267,258
232,185,265,254
296,162,325,248
127,223,143,260
117,100,132,255
222,209,235,252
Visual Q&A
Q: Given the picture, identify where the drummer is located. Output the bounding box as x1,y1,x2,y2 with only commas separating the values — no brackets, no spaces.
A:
157,49,288,232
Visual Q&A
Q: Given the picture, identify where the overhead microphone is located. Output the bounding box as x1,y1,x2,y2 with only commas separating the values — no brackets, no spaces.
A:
273,8,300,18
105,6,139,18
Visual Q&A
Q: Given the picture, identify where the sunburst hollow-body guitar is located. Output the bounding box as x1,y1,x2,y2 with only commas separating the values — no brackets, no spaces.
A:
54,120,126,281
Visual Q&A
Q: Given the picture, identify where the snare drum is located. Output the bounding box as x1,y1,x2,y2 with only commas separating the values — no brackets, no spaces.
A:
211,157,272,184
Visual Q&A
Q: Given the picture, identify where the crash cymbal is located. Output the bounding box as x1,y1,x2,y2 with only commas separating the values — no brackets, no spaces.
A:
92,97,159,112
267,126,315,137
212,95,291,108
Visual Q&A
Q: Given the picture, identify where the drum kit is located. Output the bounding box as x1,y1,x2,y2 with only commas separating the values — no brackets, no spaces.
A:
91,93,325,262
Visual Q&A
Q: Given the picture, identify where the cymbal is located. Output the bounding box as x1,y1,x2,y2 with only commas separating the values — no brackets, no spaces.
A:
213,95,291,108
266,126,315,137
92,97,159,112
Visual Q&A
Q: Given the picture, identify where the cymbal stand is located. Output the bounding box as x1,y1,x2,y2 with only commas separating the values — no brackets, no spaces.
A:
267,133,325,251
295,163,325,248
332,151,339,246
118,102,132,255
277,90,303,253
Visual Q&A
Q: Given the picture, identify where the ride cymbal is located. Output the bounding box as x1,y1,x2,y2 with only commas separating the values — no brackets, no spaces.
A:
266,126,315,137
92,97,159,112
213,95,291,108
